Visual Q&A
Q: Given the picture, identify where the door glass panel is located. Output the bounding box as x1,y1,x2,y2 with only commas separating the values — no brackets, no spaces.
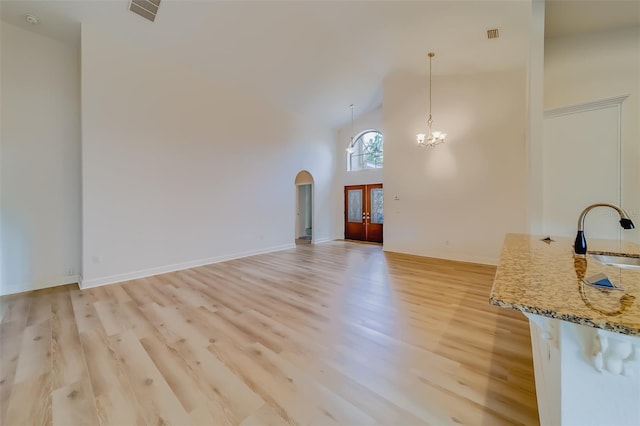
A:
347,189,363,223
370,188,384,224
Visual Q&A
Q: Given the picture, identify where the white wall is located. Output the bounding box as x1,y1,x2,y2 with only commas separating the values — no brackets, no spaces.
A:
334,106,384,239
0,23,81,295
545,26,640,243
527,0,546,235
382,69,528,265
81,26,336,287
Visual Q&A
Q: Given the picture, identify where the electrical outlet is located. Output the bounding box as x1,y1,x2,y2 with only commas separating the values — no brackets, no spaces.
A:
92,256,100,264
67,267,74,276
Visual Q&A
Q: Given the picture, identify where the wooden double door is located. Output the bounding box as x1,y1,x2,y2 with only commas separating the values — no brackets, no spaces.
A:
344,184,383,243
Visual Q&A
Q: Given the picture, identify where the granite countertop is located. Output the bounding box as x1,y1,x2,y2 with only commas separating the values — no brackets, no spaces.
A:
490,233,640,336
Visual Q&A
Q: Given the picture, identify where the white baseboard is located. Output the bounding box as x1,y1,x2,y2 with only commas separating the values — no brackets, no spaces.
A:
444,253,497,266
80,243,296,289
382,248,497,266
311,237,332,244
0,275,80,297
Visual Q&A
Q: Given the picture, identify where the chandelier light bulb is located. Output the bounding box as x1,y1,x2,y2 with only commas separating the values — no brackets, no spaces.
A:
25,14,40,25
346,143,356,154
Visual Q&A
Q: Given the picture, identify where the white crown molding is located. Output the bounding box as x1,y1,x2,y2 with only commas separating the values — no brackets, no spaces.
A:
544,95,629,118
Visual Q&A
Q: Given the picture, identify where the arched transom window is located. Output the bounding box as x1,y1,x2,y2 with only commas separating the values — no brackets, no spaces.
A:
347,130,383,171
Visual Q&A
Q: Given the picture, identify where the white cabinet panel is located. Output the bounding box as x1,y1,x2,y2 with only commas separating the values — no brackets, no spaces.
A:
543,98,624,240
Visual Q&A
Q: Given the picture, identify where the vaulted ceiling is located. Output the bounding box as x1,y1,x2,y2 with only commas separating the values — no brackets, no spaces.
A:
2,1,637,129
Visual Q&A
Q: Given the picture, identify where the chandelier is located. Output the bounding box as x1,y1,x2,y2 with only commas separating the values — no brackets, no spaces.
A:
346,104,356,154
416,52,447,147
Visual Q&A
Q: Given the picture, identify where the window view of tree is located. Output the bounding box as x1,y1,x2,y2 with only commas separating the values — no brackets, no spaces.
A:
348,131,383,171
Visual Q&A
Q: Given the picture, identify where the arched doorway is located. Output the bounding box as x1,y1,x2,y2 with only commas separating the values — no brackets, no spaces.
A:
294,171,314,243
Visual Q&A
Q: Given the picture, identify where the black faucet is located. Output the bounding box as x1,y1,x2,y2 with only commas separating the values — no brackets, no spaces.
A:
574,203,635,256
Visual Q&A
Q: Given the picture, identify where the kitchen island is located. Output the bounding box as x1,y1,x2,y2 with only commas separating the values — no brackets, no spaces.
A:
490,233,640,425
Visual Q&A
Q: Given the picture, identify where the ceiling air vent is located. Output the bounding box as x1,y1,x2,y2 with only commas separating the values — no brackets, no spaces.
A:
129,0,161,22
487,28,500,39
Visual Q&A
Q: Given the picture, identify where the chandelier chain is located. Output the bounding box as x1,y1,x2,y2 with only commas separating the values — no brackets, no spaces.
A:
350,104,354,144
429,53,433,124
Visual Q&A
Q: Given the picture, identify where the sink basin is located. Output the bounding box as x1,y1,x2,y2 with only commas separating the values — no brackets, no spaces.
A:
589,253,640,270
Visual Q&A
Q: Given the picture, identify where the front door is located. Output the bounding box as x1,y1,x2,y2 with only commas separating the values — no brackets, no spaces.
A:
344,184,383,243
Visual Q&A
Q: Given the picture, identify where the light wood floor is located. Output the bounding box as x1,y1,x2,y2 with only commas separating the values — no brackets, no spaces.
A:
0,241,538,425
